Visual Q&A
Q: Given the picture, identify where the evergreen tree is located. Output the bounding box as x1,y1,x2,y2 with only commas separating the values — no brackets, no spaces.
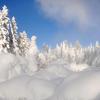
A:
95,41,100,48
75,40,81,49
28,35,38,56
42,44,49,53
18,31,30,56
9,16,19,54
0,5,10,53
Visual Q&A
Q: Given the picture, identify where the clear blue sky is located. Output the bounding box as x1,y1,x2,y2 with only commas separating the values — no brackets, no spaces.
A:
0,0,100,47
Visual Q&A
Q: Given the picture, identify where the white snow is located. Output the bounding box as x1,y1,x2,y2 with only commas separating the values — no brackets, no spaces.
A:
0,76,55,100
0,67,100,100
0,53,99,100
57,70,100,100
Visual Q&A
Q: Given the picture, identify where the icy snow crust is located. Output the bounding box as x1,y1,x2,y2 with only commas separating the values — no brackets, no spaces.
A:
0,53,99,100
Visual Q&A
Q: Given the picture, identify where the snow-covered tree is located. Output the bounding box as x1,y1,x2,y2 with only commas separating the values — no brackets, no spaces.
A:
42,44,50,53
28,35,38,56
9,17,19,54
54,41,69,59
95,41,100,48
0,5,10,53
18,31,30,56
36,52,46,69
75,40,81,49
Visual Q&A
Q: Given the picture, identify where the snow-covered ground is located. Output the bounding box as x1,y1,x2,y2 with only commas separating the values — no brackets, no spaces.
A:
0,53,99,100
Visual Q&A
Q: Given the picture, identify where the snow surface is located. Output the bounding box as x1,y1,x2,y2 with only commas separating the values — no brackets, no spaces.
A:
0,53,99,100
0,69,100,100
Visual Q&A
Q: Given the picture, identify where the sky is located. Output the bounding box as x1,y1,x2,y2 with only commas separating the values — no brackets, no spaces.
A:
0,0,100,47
